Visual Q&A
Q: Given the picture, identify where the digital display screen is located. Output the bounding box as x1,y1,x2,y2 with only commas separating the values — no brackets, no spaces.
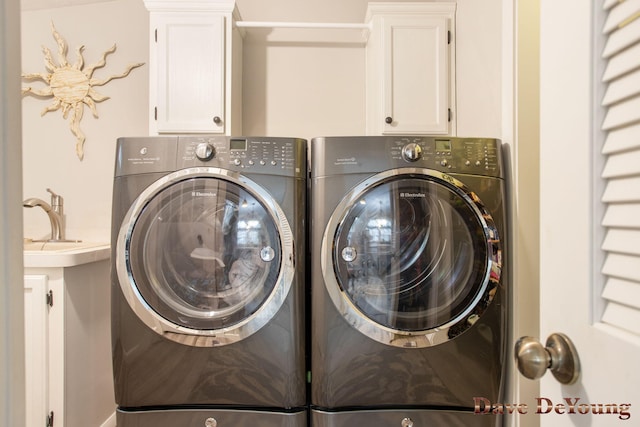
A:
435,139,452,152
230,138,247,150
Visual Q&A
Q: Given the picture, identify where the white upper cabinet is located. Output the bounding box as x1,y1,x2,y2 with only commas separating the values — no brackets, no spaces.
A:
155,14,225,133
144,0,243,135
366,3,456,135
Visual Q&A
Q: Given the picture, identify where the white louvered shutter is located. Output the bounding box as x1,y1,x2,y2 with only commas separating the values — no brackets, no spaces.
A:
600,0,640,335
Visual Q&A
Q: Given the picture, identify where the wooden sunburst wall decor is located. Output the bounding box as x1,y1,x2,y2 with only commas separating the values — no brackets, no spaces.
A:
22,22,144,160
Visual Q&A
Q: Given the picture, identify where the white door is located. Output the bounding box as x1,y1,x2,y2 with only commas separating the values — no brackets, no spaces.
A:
516,1,640,426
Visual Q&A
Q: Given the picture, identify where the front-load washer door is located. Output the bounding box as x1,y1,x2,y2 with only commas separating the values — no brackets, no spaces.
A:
116,167,294,347
322,168,501,348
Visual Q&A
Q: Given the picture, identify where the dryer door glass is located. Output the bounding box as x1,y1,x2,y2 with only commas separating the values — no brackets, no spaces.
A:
127,177,281,330
333,176,489,332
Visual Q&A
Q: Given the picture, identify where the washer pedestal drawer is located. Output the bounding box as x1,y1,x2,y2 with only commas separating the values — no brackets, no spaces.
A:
117,408,307,427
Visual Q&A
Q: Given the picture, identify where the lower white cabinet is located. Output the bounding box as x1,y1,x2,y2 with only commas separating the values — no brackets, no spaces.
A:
24,274,49,427
24,258,114,427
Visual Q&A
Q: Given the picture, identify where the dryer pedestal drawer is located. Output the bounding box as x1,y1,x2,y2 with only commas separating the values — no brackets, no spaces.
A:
311,408,501,427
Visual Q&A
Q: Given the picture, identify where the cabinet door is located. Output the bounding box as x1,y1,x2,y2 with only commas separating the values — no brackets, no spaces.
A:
382,16,449,135
155,14,225,133
24,275,49,427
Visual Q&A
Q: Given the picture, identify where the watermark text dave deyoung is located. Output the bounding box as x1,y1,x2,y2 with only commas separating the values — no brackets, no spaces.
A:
474,397,631,421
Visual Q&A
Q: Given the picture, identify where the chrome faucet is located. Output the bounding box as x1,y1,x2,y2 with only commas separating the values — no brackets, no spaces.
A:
23,188,65,241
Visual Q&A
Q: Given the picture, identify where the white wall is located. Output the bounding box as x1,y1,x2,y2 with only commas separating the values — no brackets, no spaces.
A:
508,1,541,425
20,0,503,241
21,0,149,242
238,0,369,139
240,0,503,140
456,0,503,137
1,0,26,424
241,28,367,139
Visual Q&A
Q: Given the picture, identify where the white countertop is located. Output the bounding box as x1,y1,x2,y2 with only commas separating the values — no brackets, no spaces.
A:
24,241,111,268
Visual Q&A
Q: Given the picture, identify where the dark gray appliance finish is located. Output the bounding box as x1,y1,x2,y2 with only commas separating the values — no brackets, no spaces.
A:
117,408,307,427
311,408,500,427
309,136,508,427
111,136,307,426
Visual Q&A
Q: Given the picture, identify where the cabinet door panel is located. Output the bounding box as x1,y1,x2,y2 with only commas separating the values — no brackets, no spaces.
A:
24,274,49,427
383,16,449,135
156,15,225,133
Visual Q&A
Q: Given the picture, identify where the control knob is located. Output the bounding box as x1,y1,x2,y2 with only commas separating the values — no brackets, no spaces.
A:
402,143,422,162
195,142,215,161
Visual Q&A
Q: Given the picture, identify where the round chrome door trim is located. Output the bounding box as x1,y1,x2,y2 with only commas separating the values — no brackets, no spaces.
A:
116,167,295,347
320,168,502,348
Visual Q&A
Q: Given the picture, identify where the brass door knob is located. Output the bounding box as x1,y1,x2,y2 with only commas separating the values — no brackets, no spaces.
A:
515,333,580,385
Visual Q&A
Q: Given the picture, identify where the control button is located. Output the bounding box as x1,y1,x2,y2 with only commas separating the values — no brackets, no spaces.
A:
401,417,414,427
475,160,482,166
195,143,215,161
248,160,255,166
271,160,277,166
402,143,422,162
260,160,266,166
205,417,217,427
465,160,471,166
341,247,357,262
233,158,241,166
440,159,448,167
260,246,275,262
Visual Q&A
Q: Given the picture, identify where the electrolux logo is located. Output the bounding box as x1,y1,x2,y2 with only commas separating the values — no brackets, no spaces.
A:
192,191,217,197
400,192,426,198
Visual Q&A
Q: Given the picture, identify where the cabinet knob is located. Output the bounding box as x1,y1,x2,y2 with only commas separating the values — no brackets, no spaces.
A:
213,116,222,125
385,116,393,124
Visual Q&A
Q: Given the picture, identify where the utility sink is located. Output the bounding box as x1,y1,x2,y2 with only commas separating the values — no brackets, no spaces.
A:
24,239,110,268
25,240,94,251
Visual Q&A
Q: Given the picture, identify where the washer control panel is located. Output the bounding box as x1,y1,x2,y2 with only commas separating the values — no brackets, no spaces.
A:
195,142,215,161
177,136,305,177
227,137,296,170
401,142,423,162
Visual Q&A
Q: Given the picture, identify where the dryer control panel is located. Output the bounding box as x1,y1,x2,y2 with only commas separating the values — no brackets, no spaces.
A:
391,137,502,177
311,136,503,179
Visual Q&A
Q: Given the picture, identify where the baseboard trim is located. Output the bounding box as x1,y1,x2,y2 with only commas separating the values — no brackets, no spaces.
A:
100,411,116,427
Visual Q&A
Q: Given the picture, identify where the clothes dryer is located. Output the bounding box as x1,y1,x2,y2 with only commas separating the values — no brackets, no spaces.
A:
310,136,508,427
111,136,307,426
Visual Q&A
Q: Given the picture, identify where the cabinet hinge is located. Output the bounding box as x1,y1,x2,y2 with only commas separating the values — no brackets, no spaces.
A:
154,107,158,121
448,30,451,44
154,28,157,43
448,108,452,122
46,411,54,427
46,290,53,307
